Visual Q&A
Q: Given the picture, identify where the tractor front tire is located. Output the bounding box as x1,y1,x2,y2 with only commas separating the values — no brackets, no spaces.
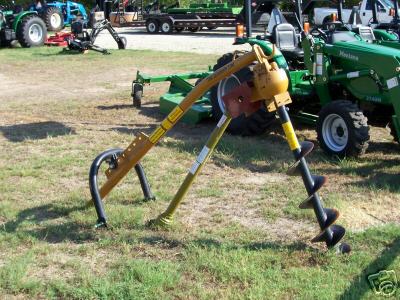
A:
17,15,47,47
316,100,370,157
210,52,276,136
42,7,64,32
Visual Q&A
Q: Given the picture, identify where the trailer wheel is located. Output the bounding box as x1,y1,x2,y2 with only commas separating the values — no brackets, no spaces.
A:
42,7,64,32
316,100,370,157
160,20,173,34
132,83,143,108
210,52,276,136
188,27,200,32
146,19,159,33
17,15,47,47
175,27,184,32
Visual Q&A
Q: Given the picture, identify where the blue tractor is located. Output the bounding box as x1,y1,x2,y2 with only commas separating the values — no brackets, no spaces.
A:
30,0,88,32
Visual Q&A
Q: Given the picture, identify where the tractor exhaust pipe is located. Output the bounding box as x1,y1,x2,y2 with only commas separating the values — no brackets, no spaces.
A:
394,0,399,22
295,0,303,29
337,0,343,22
245,0,252,38
372,0,378,24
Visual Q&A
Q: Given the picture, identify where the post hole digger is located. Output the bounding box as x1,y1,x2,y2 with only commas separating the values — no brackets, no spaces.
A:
89,44,351,254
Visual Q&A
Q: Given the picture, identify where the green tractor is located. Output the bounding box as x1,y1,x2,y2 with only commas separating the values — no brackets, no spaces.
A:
133,0,400,157
211,1,400,157
0,2,47,47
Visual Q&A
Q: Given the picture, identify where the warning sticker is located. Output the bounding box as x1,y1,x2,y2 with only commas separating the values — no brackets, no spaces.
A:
387,77,399,89
316,53,323,65
282,122,300,151
149,126,165,144
189,161,200,175
316,54,323,75
168,106,184,122
197,146,210,164
161,119,173,130
347,71,359,79
217,115,228,128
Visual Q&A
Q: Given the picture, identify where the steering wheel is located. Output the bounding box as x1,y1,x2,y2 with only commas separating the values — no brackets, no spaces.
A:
310,27,328,41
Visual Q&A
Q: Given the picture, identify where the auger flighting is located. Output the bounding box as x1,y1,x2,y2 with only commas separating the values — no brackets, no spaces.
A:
88,45,351,254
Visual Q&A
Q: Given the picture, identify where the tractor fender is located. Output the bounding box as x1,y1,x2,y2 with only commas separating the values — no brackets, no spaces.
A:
13,11,39,32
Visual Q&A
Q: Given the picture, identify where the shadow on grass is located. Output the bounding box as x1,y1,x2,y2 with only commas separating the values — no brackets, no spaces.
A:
3,203,93,243
0,121,75,142
97,104,133,110
98,103,165,121
138,235,312,253
32,49,88,57
321,153,400,193
339,236,400,300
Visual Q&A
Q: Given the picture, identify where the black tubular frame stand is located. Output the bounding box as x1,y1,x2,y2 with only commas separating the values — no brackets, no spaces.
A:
89,148,155,227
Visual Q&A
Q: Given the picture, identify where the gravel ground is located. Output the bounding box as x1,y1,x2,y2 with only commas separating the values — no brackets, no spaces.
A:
94,27,252,54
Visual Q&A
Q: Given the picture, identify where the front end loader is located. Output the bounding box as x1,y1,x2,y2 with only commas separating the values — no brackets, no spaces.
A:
217,0,400,157
131,0,400,157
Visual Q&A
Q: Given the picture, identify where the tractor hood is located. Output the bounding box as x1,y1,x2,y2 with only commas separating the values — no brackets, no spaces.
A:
331,41,400,58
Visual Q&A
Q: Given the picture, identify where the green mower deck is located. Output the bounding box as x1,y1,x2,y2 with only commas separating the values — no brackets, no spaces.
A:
133,71,213,124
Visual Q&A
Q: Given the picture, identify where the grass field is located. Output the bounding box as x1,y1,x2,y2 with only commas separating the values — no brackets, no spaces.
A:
0,47,399,299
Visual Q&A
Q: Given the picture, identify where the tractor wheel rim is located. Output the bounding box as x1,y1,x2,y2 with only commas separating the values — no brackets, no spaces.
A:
162,23,170,32
148,23,156,32
29,24,43,43
322,113,348,152
50,13,61,28
217,74,241,113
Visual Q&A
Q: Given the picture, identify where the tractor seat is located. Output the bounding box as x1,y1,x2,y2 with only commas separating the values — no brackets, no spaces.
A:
273,23,304,60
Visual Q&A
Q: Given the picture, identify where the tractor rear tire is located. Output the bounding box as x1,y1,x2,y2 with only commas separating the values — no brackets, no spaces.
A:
316,100,370,157
17,15,47,47
175,27,184,32
146,19,159,33
210,52,276,136
42,7,64,32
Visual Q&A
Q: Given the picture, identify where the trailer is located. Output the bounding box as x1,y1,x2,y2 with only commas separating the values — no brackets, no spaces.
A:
108,0,271,33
